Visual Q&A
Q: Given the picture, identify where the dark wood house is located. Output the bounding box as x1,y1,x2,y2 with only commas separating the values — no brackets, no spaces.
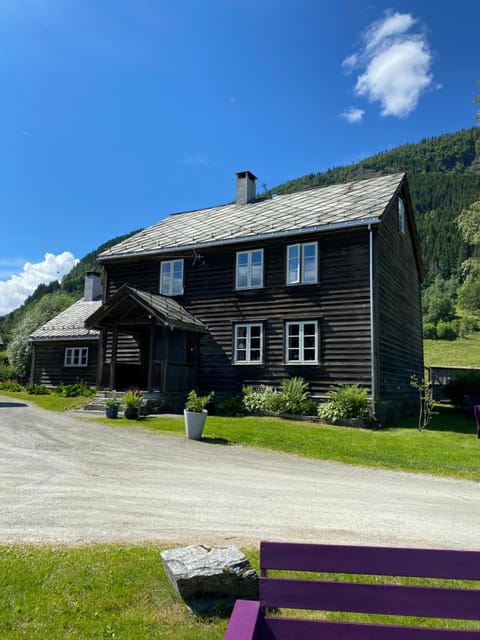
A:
29,272,102,387
83,171,423,420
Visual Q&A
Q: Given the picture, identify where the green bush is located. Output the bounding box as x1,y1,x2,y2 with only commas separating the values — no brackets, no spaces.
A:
458,315,478,337
0,380,24,392
423,322,437,339
443,371,480,408
243,385,274,414
264,390,287,414
25,384,50,395
216,393,245,416
436,320,458,340
0,363,15,381
280,377,310,414
318,384,370,423
54,382,95,398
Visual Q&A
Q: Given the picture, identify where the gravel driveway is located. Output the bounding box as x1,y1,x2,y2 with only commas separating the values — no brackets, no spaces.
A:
1,395,478,549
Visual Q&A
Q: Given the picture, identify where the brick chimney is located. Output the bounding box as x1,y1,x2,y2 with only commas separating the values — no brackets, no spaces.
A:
236,170,257,205
84,271,102,301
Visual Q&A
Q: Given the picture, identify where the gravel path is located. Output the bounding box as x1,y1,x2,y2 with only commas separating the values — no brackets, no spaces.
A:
0,395,478,549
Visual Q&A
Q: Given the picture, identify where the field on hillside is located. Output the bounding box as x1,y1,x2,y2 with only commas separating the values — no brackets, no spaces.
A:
424,332,480,367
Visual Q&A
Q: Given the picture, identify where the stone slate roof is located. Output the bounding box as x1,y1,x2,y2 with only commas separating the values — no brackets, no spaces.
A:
29,299,102,341
85,285,207,333
99,173,405,261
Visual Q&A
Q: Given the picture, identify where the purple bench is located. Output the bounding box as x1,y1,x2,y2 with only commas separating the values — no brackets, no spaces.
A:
224,541,480,639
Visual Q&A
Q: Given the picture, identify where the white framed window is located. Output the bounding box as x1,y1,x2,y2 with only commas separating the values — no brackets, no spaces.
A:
160,259,184,295
64,347,88,367
234,323,263,364
398,196,406,234
285,321,318,364
287,242,318,285
236,249,264,289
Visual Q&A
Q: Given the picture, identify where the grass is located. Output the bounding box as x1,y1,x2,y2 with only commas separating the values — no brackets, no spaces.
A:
0,390,93,412
97,404,480,481
0,545,238,639
424,331,480,367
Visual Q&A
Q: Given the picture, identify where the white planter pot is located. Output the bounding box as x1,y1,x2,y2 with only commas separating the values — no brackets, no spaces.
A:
184,409,208,440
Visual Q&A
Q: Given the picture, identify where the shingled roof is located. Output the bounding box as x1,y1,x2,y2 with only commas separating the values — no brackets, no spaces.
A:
29,299,102,341
98,173,406,261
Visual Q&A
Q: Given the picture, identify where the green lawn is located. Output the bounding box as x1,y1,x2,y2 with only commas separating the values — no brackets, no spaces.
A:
0,545,234,639
424,331,480,367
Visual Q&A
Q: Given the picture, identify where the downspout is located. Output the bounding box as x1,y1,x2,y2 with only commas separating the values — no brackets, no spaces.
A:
369,224,376,416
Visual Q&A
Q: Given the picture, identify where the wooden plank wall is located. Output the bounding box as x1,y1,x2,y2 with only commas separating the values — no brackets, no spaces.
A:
376,193,424,402
32,340,99,387
105,229,372,397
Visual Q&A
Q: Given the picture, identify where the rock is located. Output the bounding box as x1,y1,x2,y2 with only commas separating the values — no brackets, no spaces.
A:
160,544,258,612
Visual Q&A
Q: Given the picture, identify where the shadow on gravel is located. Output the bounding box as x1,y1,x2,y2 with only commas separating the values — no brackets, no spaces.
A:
201,437,230,446
0,402,28,408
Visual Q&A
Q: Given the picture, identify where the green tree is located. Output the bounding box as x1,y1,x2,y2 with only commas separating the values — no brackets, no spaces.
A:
7,292,74,377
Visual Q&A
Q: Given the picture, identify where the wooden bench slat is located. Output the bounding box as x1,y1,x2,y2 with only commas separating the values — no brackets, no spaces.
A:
264,618,480,640
223,599,263,639
261,578,480,620
260,542,480,580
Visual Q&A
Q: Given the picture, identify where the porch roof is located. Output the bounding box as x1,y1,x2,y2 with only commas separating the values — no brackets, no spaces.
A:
85,285,207,333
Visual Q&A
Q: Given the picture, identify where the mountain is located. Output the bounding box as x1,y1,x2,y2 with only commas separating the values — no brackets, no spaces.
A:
1,127,480,344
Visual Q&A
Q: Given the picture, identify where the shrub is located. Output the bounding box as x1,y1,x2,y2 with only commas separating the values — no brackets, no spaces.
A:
436,320,458,340
280,377,310,415
54,382,95,397
443,371,480,408
264,390,287,414
25,384,50,395
422,322,437,339
243,385,275,414
0,363,15,382
184,389,214,412
0,380,24,392
318,384,369,424
458,315,478,337
216,393,245,416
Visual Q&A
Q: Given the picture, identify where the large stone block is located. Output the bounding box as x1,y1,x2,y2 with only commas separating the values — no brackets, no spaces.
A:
160,544,258,612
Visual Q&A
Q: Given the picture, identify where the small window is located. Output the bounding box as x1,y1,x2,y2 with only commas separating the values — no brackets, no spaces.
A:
287,242,318,285
234,323,263,364
286,321,318,364
64,347,88,367
160,259,184,295
236,249,264,289
398,197,406,234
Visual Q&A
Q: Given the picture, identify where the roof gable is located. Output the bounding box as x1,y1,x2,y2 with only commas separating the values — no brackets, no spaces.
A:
85,285,207,333
99,173,406,261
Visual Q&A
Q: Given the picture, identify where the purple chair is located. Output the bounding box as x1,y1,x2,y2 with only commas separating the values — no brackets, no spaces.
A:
474,404,480,438
224,540,480,639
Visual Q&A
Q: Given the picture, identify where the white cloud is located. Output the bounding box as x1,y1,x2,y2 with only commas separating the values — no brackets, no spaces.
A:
342,11,434,118
0,251,78,316
340,107,365,124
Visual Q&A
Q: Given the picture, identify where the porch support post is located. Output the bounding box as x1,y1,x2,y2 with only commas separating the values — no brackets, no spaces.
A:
161,327,169,393
110,326,118,390
147,319,155,392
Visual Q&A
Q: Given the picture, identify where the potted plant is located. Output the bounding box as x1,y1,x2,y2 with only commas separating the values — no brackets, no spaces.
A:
184,390,214,440
104,395,120,419
123,388,143,419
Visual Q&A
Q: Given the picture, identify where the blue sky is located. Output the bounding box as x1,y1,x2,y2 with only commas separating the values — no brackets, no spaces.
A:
1,0,479,315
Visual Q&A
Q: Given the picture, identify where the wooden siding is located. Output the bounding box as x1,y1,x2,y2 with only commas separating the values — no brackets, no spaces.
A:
31,340,99,387
105,229,373,397
376,189,424,402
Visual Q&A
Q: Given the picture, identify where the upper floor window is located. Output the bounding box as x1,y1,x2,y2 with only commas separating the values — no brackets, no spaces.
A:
160,259,184,295
287,242,318,285
285,321,318,364
236,249,264,289
64,347,88,367
234,323,263,364
398,197,406,234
